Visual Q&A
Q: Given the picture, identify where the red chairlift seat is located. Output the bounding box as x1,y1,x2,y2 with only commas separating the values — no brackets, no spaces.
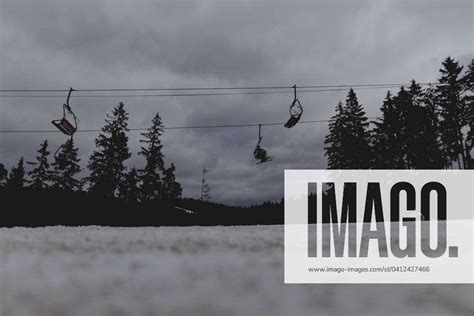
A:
52,117,77,136
52,87,78,136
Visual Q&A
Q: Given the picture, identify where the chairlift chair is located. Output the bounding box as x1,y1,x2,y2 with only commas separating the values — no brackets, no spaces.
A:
52,87,79,158
253,124,273,164
284,85,303,128
52,87,78,136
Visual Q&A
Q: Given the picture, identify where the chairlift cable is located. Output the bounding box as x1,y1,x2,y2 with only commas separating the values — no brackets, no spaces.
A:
0,117,378,133
0,86,419,99
0,82,447,94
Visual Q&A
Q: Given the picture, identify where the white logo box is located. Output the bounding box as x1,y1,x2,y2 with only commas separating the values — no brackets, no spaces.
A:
284,170,474,284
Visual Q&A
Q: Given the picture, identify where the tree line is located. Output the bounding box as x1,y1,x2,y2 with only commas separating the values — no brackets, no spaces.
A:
325,57,473,169
0,56,472,227
0,102,182,204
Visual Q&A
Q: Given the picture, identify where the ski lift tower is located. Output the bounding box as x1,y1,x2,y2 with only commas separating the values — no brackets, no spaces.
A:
200,167,211,202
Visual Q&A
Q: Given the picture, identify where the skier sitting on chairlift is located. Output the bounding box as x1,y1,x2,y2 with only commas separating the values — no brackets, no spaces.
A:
253,125,273,164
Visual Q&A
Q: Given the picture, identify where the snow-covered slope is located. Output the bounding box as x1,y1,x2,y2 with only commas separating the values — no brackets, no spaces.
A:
0,226,472,316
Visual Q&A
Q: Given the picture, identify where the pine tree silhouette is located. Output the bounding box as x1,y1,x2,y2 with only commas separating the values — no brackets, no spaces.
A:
325,89,371,169
419,84,446,168
404,80,445,168
139,113,165,202
6,157,26,190
371,91,404,168
118,167,141,204
390,86,413,168
162,163,182,201
437,57,468,168
0,163,7,187
344,89,371,168
87,102,131,197
52,138,81,191
27,140,53,189
462,59,474,169
324,101,347,169
404,81,424,168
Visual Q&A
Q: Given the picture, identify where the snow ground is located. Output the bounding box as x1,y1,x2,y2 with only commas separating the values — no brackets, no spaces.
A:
0,225,473,316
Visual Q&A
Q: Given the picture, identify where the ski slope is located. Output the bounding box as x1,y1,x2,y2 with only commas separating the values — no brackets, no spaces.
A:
0,225,472,316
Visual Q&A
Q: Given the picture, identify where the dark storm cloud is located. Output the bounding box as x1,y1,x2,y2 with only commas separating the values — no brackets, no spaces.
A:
0,0,472,205
0,0,275,81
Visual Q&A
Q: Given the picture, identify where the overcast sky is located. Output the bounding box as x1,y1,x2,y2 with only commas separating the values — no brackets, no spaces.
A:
0,0,472,205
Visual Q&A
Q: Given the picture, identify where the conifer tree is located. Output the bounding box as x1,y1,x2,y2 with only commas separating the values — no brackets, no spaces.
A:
405,80,424,167
390,86,413,168
27,140,52,189
324,101,348,169
162,163,182,201
437,57,468,168
87,102,131,197
325,89,371,169
6,157,26,190
139,113,165,201
419,84,447,168
400,81,439,168
52,138,81,191
371,91,404,168
344,89,372,168
404,81,445,169
118,167,141,204
462,59,474,169
325,89,376,169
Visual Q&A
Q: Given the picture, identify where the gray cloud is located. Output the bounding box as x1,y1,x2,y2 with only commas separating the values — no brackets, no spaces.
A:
0,0,473,205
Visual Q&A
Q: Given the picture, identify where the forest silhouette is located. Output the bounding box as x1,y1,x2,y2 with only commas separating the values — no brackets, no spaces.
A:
0,57,472,227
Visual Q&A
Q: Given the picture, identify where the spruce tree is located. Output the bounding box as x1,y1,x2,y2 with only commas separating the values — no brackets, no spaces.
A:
437,57,468,168
462,59,474,169
345,89,372,168
405,81,424,168
405,81,445,169
371,91,404,168
420,84,447,168
6,157,26,190
324,101,348,169
87,102,131,197
52,138,81,191
162,163,182,201
390,86,413,168
118,167,141,204
27,140,52,189
139,113,165,201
